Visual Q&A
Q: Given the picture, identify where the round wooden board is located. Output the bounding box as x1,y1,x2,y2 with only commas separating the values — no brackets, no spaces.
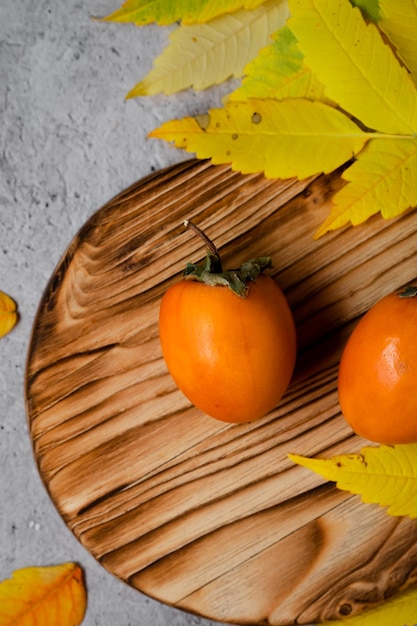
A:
26,159,417,625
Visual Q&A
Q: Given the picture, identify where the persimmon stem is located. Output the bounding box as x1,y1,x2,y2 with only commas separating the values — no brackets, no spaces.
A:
184,220,223,272
183,220,272,297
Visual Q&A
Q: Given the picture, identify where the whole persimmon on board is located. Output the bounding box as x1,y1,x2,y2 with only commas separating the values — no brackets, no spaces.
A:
159,221,297,423
338,286,417,444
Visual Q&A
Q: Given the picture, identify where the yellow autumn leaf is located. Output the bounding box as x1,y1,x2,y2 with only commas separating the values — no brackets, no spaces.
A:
289,444,417,518
0,563,87,626
229,25,331,103
287,0,417,134
0,290,18,338
128,0,288,96
315,136,417,237
101,0,267,26
322,583,417,626
150,98,371,178
379,0,417,83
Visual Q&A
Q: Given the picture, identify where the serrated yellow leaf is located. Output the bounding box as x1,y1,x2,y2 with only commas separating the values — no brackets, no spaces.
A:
150,98,370,178
101,0,267,26
229,25,331,103
315,136,417,237
288,0,417,134
379,0,417,82
322,583,417,625
129,0,289,96
0,290,17,338
0,563,86,626
289,444,417,518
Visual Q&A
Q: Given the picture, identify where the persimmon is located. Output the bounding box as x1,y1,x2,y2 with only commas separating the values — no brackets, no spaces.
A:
159,221,297,423
338,286,417,444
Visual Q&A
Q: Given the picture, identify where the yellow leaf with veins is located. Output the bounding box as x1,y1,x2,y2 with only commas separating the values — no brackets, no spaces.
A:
379,0,417,83
0,563,87,626
150,98,371,179
229,25,331,104
316,137,417,237
129,0,288,96
289,444,417,518
288,0,417,134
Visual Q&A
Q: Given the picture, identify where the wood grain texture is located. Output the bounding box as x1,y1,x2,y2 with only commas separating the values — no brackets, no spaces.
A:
25,159,417,625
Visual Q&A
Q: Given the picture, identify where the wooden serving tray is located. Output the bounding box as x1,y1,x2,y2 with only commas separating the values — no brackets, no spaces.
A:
25,159,417,625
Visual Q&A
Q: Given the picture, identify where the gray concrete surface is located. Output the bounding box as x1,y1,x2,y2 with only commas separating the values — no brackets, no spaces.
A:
0,1,232,624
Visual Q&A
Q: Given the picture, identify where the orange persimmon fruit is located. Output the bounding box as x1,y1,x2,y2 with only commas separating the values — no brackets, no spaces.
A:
159,221,297,423
338,286,417,444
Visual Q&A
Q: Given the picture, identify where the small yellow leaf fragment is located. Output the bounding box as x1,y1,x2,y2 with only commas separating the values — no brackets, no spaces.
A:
229,25,332,104
0,290,18,338
379,0,417,82
100,0,267,26
322,582,417,625
0,562,87,626
289,444,417,518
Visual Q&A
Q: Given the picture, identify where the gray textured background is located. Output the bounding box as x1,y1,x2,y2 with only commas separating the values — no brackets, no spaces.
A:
0,1,231,624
